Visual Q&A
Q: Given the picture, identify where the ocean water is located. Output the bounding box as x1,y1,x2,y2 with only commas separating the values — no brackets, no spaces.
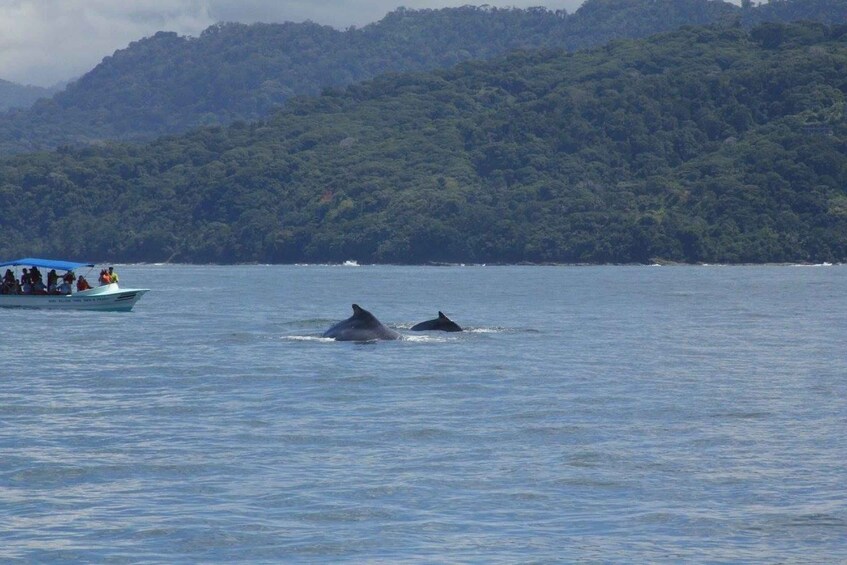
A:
1,264,845,562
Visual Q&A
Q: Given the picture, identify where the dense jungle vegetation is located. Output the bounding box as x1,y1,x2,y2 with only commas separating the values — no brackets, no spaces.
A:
0,0,844,155
1,22,846,264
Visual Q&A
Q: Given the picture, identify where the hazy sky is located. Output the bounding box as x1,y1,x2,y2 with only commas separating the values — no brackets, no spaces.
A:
0,0,587,87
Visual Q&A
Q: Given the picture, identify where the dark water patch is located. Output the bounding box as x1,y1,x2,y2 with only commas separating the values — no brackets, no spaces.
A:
710,411,774,420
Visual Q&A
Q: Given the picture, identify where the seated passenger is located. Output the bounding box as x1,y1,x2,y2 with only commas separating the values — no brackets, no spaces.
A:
47,269,59,294
32,280,47,294
99,269,111,285
77,276,92,291
0,269,14,294
62,271,75,292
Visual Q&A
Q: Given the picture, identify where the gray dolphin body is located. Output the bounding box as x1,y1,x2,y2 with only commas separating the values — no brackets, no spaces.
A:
410,311,462,332
323,304,401,341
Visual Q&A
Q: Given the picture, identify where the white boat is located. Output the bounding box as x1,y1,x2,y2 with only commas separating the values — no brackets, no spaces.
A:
0,258,149,311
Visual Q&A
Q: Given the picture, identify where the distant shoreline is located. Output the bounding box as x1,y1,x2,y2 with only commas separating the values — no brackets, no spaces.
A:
104,261,843,267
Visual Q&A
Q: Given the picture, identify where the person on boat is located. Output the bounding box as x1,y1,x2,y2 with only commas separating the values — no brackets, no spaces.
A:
20,269,31,294
29,266,42,286
99,269,111,285
58,272,74,294
1,269,15,294
77,276,92,291
47,269,59,293
108,266,119,285
32,279,47,295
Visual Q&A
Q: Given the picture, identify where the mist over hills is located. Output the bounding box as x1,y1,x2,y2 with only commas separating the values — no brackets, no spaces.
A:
0,0,844,156
0,79,58,112
1,21,845,265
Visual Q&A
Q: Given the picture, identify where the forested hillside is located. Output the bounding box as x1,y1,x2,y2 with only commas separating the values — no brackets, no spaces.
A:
0,79,56,112
0,0,844,155
1,22,845,265
743,0,847,26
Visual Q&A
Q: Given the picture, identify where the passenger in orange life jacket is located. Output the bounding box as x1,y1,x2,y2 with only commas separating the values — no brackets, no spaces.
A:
99,269,112,285
77,276,92,291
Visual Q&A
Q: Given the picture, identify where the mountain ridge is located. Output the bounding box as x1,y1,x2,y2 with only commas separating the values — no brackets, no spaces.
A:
0,0,844,155
0,21,845,265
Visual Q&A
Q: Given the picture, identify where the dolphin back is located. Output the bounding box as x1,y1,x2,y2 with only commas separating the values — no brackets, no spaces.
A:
323,304,401,341
410,311,462,332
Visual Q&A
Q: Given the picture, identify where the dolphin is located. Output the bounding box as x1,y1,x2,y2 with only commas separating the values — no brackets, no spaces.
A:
323,304,401,341
410,311,462,332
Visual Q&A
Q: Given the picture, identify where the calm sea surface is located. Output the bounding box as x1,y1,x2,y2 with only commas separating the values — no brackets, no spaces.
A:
1,264,845,562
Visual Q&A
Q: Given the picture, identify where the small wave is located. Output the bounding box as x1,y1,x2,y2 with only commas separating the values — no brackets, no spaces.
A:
222,332,265,344
291,261,367,267
278,319,335,328
710,411,772,420
783,513,845,527
786,513,845,528
282,335,410,344
393,323,460,331
380,324,514,335
465,326,537,334
281,334,456,344
745,512,846,532
280,335,334,342
401,334,449,343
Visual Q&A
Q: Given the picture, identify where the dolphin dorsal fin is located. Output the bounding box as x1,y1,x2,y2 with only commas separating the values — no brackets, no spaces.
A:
352,304,364,315
438,311,447,319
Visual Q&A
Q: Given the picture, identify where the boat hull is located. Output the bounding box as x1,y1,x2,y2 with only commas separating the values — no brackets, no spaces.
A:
0,284,149,311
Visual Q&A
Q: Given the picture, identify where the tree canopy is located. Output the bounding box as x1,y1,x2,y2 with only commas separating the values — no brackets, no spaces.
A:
1,22,845,265
0,0,843,155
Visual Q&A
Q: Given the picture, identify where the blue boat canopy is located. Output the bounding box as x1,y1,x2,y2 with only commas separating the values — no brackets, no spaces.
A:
0,258,95,271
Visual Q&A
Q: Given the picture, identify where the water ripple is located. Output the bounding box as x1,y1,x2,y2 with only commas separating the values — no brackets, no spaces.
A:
1,264,845,562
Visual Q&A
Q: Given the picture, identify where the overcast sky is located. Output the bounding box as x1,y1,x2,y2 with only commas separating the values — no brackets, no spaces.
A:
0,0,591,88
